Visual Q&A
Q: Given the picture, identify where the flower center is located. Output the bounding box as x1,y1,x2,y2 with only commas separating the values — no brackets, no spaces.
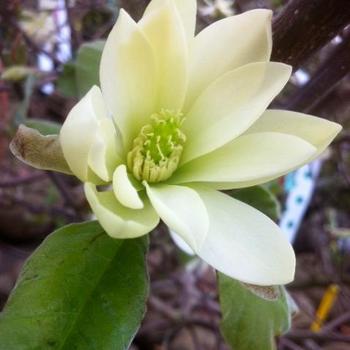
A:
127,110,186,183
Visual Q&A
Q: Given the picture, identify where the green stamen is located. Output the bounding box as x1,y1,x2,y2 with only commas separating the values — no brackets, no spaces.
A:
127,110,186,183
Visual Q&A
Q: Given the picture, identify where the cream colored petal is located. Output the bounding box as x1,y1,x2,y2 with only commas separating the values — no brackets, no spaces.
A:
113,164,144,209
184,9,272,110
88,118,123,182
85,183,159,239
139,0,188,111
145,183,209,250
172,132,316,187
60,86,115,182
245,109,342,159
100,9,157,148
191,187,295,285
143,0,197,41
169,230,195,255
181,62,292,164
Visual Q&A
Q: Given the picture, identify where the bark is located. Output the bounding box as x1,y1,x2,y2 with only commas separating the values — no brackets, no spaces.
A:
272,0,350,70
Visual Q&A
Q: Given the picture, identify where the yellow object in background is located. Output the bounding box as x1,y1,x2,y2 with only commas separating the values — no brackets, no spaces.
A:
311,284,340,332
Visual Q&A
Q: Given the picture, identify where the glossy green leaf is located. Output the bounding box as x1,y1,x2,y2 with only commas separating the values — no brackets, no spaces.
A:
76,40,105,97
228,185,281,221
0,221,149,349
219,274,291,350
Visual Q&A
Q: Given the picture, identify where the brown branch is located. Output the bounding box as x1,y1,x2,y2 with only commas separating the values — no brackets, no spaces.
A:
286,31,350,113
272,0,350,70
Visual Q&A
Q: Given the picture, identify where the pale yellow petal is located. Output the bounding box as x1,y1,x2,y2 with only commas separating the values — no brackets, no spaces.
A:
113,165,144,209
181,62,292,164
246,109,342,159
60,86,117,182
100,9,157,148
172,132,316,187
85,183,159,239
145,183,209,250
191,187,295,285
139,0,188,111
88,118,123,182
184,9,272,110
143,0,197,41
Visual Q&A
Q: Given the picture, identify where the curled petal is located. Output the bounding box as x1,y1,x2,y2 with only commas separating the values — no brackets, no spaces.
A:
60,86,121,183
85,183,159,239
113,165,144,210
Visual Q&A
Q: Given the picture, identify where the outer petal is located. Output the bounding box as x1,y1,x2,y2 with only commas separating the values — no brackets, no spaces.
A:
144,183,209,250
184,9,272,110
143,0,197,42
60,86,121,182
181,62,292,164
85,183,159,239
169,230,195,255
245,109,342,159
139,0,188,111
88,118,123,182
171,132,317,187
100,10,157,148
113,165,144,209
191,187,295,285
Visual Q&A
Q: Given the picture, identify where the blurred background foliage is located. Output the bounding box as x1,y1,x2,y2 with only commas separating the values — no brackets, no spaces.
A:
0,0,350,349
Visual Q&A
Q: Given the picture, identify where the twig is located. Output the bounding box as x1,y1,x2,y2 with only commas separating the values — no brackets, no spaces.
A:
286,330,350,342
0,174,45,188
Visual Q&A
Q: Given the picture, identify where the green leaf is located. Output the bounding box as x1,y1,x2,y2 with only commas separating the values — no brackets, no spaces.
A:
228,185,281,221
1,65,37,81
57,62,78,98
218,274,291,350
25,119,61,135
0,221,149,350
76,40,105,97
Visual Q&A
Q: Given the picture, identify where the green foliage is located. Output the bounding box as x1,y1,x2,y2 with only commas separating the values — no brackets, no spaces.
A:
218,274,291,350
25,119,61,135
76,40,105,97
57,40,105,98
228,185,281,221
222,186,291,349
56,62,78,97
0,221,149,350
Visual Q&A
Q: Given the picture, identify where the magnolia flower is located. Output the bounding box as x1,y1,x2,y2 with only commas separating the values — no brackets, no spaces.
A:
59,0,341,286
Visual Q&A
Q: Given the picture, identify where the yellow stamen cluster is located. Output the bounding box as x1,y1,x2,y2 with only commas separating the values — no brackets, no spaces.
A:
127,110,186,183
